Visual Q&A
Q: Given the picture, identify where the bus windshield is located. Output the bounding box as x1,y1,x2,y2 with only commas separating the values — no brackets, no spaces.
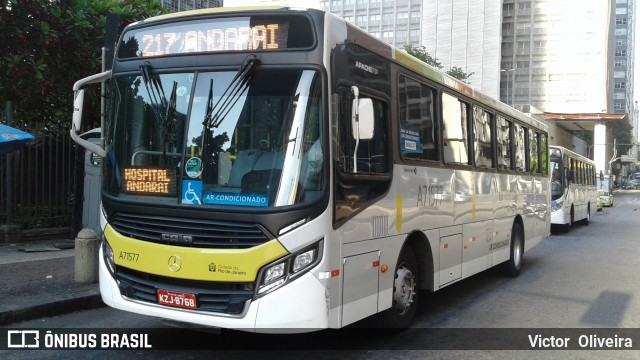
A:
550,160,564,200
104,68,324,208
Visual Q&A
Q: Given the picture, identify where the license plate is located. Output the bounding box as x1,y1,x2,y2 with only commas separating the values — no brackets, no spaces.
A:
157,289,197,310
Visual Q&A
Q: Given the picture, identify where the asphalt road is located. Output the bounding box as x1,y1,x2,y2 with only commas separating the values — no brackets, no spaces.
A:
3,191,640,359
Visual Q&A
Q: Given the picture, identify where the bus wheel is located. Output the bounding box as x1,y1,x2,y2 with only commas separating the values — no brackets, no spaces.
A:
503,223,523,277
562,206,574,232
378,246,419,329
570,206,575,226
581,205,590,225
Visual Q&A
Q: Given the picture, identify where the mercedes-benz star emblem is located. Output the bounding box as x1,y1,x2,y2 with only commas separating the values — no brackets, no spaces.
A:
168,255,182,272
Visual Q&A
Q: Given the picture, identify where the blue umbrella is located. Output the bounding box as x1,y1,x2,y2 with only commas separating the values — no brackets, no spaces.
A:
0,124,34,155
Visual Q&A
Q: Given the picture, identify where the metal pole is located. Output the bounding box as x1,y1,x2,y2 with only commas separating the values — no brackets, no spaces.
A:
101,46,106,145
507,78,510,106
5,101,12,224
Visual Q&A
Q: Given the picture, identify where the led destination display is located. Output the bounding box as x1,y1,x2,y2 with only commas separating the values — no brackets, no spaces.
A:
122,167,176,195
118,15,314,58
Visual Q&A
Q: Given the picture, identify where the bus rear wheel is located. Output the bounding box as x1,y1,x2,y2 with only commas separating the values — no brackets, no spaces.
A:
503,223,523,277
378,246,419,329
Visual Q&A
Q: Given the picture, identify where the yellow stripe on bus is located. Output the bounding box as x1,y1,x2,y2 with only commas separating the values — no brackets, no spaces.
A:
104,225,288,282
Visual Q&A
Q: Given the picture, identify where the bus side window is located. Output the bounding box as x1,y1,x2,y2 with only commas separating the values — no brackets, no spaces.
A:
337,88,389,175
528,129,539,173
398,75,438,161
496,116,512,170
513,123,526,172
335,86,391,225
442,92,470,165
472,106,493,168
540,133,548,176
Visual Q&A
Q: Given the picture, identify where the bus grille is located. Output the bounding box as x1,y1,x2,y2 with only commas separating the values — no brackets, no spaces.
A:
111,212,270,249
115,268,253,315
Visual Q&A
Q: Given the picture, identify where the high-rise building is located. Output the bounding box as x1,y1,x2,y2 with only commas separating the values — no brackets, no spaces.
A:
157,0,223,12
500,0,615,114
320,0,423,49
612,0,635,118
422,1,502,99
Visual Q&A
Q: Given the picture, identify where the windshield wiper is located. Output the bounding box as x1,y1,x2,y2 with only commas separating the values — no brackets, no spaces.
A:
202,55,259,129
139,62,177,165
162,81,177,164
140,62,169,125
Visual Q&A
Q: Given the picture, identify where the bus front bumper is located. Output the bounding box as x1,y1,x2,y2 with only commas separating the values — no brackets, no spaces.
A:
99,247,330,333
550,208,567,225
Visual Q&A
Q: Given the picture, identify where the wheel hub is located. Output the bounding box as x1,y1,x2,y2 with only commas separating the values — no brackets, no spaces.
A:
393,263,416,315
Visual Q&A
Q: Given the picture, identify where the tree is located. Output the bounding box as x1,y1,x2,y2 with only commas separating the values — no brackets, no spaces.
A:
0,0,169,130
614,130,636,157
446,66,474,84
403,44,475,84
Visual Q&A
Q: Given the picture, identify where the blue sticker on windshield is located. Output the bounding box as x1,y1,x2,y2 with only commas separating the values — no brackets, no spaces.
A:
204,192,268,207
182,180,202,205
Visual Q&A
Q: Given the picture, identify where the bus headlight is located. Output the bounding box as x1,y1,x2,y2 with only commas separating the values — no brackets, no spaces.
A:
264,262,286,284
293,249,316,273
102,238,116,276
256,239,323,297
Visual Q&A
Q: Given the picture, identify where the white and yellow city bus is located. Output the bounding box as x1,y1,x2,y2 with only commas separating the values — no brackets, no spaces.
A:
550,146,597,230
70,7,550,332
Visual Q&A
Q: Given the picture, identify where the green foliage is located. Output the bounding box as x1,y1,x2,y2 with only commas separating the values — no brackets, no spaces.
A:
403,44,474,84
447,66,475,84
403,44,442,69
614,130,635,156
0,0,170,130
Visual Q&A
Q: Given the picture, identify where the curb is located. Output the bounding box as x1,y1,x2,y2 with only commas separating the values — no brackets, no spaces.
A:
0,290,105,326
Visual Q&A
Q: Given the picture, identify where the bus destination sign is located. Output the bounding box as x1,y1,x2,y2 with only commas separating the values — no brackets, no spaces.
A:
123,167,177,196
118,15,312,58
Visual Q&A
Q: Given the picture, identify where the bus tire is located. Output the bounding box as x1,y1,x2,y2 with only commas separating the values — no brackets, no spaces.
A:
562,206,574,232
581,205,590,225
378,246,419,329
503,223,523,277
570,206,575,226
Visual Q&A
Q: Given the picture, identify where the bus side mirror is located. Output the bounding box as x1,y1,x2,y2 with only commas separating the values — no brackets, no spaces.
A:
349,86,375,173
351,98,375,140
70,70,111,158
72,89,85,131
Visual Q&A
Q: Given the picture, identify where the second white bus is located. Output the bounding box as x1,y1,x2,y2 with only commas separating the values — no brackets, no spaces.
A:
550,146,598,230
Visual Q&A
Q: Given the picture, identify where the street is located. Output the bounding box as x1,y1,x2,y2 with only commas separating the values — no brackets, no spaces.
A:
3,191,640,359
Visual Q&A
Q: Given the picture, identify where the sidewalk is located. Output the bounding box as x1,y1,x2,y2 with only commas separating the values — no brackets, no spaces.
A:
0,239,103,326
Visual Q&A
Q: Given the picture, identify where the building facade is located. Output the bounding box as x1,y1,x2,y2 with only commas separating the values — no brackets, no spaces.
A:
500,0,615,114
319,0,423,49
157,0,223,12
422,1,502,99
612,1,635,118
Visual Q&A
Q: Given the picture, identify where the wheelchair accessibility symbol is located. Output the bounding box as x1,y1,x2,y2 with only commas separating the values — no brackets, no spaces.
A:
182,180,202,205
